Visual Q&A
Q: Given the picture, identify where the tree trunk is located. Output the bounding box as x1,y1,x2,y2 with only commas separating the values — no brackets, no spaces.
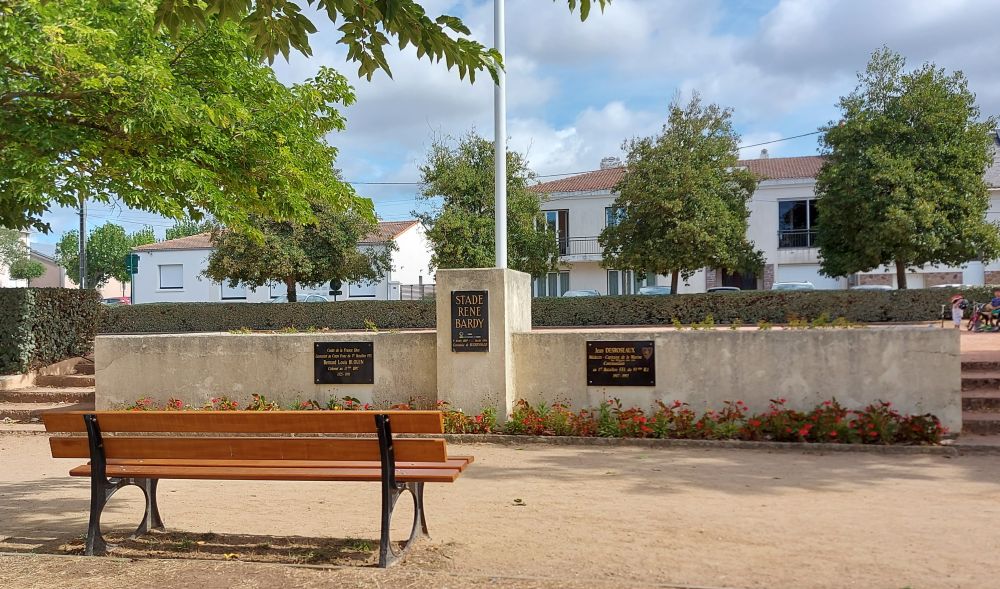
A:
895,259,908,289
285,277,298,302
670,270,680,294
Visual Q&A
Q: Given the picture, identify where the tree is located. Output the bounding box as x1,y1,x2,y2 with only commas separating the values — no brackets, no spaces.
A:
815,48,1000,289
2,1,357,234
9,258,45,282
416,132,559,277
0,227,42,282
153,1,608,81
599,95,764,292
55,223,156,289
166,219,217,241
205,201,393,302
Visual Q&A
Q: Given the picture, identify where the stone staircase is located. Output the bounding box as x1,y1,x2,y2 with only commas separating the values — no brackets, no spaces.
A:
961,358,1000,436
0,357,95,424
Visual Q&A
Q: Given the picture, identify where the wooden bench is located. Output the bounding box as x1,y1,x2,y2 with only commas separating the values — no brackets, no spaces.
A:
41,410,472,567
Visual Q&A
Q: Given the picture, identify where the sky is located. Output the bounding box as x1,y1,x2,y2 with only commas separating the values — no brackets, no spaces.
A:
32,0,1000,250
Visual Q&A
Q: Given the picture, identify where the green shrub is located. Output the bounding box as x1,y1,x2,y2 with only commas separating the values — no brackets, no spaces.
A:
0,288,100,374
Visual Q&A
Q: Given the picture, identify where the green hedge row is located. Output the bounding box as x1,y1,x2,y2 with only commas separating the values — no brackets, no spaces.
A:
532,287,987,326
98,288,985,334
99,300,437,333
0,288,100,374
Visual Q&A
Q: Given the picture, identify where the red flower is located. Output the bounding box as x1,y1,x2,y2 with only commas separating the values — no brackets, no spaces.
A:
748,419,761,428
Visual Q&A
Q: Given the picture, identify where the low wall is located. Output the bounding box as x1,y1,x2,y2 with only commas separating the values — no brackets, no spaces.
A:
513,327,961,432
94,331,436,409
94,326,961,433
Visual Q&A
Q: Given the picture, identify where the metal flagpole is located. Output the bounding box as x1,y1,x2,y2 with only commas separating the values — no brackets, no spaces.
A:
494,0,507,269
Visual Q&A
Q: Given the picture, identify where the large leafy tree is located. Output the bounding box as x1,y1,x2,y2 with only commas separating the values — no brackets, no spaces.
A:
416,132,559,277
205,201,393,302
153,1,609,80
1,0,357,233
55,223,156,288
600,95,763,292
815,48,1000,289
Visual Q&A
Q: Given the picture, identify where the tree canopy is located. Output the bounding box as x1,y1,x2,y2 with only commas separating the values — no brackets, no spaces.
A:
205,200,393,302
55,223,156,288
815,48,1000,288
0,228,43,282
1,0,358,234
416,132,559,277
166,219,217,241
600,95,763,292
153,0,609,81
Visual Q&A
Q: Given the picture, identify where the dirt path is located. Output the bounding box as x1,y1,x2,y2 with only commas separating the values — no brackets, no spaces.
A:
2,436,998,588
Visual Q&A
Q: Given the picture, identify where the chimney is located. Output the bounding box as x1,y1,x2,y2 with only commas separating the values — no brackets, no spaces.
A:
759,148,769,159
600,156,623,170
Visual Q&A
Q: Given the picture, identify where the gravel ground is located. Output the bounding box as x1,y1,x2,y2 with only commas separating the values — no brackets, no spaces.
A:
1,436,999,588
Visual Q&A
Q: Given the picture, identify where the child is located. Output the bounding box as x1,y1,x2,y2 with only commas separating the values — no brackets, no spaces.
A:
950,293,966,329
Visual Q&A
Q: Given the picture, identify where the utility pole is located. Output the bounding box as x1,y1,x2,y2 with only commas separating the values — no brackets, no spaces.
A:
494,0,507,269
78,194,87,289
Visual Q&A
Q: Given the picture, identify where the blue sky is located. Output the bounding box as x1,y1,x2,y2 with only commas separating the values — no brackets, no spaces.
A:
32,0,1000,249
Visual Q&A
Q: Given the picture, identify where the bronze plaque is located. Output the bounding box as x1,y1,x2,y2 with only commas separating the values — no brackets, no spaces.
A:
586,340,655,386
451,290,489,352
314,342,374,384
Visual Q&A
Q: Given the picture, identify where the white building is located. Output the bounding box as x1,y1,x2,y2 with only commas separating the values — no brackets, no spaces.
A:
529,131,1000,294
131,220,433,303
1,230,30,288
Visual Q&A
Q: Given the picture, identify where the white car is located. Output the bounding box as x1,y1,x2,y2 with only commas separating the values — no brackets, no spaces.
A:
771,281,815,291
849,284,894,291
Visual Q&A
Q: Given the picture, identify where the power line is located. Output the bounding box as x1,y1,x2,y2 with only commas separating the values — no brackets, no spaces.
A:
737,131,822,150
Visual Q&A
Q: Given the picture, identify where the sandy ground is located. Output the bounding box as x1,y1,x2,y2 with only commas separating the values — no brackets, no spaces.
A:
1,437,999,588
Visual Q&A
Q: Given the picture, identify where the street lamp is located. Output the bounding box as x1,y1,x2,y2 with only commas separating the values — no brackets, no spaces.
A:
494,0,507,269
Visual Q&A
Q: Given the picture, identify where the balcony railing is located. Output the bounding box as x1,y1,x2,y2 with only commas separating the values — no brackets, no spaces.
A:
778,230,817,249
558,237,603,256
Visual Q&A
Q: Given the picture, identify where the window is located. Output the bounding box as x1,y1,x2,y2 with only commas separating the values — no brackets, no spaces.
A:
607,270,645,295
533,271,570,297
545,209,569,255
348,280,377,298
605,206,624,228
158,264,183,290
220,281,247,300
778,199,818,248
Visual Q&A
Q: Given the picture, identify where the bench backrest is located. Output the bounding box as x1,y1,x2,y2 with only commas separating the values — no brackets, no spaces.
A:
42,411,448,463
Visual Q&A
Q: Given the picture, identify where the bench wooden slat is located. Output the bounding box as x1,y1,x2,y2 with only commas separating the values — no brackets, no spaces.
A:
50,436,448,463
104,457,473,471
69,464,461,483
42,411,444,434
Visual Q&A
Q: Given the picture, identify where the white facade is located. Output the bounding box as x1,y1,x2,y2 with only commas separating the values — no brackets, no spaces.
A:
131,222,433,304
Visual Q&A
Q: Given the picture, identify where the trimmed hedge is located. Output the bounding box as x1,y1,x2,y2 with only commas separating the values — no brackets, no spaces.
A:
98,287,986,334
532,287,989,326
99,300,437,333
0,288,100,374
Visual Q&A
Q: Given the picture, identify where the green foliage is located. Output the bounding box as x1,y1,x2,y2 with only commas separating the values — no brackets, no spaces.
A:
0,288,100,374
8,258,44,281
816,47,1000,288
1,0,357,233
0,228,38,280
600,94,764,291
100,300,437,333
417,132,559,277
166,219,216,241
153,0,609,82
205,200,392,302
55,223,155,288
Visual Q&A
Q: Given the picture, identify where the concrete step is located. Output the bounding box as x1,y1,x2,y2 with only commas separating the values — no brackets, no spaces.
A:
961,360,1000,371
962,411,1000,435
0,401,94,422
34,373,95,387
74,361,95,375
0,387,94,404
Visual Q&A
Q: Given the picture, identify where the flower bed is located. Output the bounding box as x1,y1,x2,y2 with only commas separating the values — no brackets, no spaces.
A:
121,395,945,445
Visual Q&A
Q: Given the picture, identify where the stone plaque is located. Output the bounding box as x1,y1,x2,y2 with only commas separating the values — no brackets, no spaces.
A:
586,340,655,386
314,342,374,384
451,290,489,352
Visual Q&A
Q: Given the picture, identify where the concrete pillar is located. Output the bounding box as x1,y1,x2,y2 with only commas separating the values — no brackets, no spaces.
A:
435,268,531,419
963,261,985,286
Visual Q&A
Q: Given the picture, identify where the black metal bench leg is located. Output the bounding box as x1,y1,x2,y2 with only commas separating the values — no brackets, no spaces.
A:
133,478,165,537
413,482,429,536
85,479,119,556
378,482,429,568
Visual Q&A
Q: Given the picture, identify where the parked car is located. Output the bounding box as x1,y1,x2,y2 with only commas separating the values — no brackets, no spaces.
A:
101,296,131,306
771,281,815,291
930,283,976,289
706,287,741,294
850,284,894,291
637,286,672,296
562,289,600,297
269,294,330,303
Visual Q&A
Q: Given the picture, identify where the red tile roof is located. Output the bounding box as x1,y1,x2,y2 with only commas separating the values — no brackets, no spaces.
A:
529,156,826,194
134,220,419,252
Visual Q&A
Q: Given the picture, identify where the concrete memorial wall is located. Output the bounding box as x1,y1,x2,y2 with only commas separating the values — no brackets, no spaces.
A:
95,268,962,431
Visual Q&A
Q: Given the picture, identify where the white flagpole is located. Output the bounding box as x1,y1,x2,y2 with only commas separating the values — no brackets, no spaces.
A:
494,0,508,269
